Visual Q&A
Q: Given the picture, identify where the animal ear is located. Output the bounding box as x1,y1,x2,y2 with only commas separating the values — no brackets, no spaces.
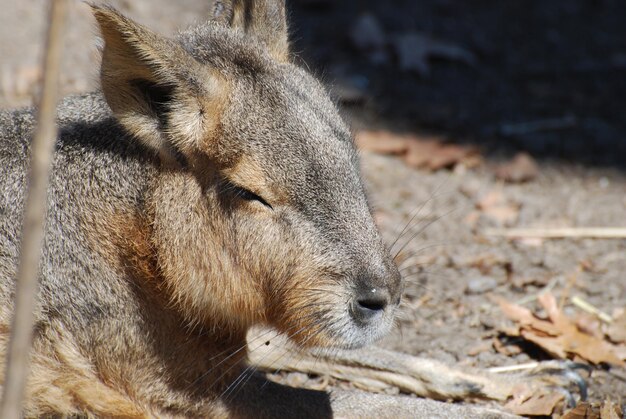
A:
211,0,289,62
92,6,225,164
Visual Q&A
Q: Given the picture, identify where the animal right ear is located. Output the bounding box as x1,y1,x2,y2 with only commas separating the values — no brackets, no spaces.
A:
92,6,225,164
211,0,290,62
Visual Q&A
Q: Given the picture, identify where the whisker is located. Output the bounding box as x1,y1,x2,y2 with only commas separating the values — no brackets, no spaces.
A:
396,242,450,269
213,323,311,398
214,313,326,398
221,321,325,402
393,206,459,261
388,173,452,254
246,325,328,397
183,328,284,392
253,325,329,395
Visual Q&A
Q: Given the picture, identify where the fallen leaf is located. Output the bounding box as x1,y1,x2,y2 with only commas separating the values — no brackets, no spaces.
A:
492,336,523,356
355,130,480,171
562,402,600,419
495,152,539,183
495,297,537,325
476,189,520,226
391,33,476,77
406,140,480,170
355,130,410,155
562,400,623,419
606,310,626,344
600,399,623,419
496,294,626,367
575,313,603,339
505,385,565,416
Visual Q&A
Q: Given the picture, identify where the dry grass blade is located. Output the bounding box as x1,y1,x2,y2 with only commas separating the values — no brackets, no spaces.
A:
0,1,67,417
484,227,626,239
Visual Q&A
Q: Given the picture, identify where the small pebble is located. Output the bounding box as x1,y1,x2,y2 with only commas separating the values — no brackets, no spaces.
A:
466,276,498,294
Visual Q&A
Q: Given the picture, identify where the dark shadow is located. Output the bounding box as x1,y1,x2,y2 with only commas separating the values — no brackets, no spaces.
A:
225,373,333,418
288,0,626,168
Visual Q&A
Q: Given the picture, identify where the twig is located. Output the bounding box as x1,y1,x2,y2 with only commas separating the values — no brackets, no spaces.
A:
0,1,67,418
484,227,626,239
571,296,613,324
488,362,540,374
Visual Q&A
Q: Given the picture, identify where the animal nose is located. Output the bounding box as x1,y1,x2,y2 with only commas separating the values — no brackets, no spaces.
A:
351,287,390,323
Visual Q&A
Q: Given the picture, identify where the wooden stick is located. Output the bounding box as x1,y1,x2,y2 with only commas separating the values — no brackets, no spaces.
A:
0,1,67,417
484,227,626,239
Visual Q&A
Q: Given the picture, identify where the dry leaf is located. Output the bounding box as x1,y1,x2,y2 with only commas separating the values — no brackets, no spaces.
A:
493,336,523,356
355,130,410,154
562,400,623,419
496,294,626,367
606,310,626,344
476,189,520,226
496,297,537,325
495,152,539,183
562,402,600,419
505,389,564,416
575,313,603,339
355,130,480,171
406,140,479,170
600,399,623,419
403,139,444,167
391,33,476,77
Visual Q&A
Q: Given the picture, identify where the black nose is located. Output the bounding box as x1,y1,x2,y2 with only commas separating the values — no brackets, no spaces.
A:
351,288,390,323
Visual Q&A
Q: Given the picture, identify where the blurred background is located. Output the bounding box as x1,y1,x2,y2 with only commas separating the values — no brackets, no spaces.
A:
2,0,625,166
289,0,626,168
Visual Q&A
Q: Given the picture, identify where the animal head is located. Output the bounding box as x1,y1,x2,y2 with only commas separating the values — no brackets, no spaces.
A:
92,0,402,349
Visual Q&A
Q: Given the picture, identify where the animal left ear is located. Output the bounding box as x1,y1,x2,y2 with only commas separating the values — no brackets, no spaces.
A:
211,0,290,62
92,5,228,165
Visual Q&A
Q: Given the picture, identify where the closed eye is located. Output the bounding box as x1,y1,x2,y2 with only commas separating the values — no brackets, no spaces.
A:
229,183,273,209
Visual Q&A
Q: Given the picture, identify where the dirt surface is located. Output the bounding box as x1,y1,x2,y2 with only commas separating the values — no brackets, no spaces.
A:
1,0,624,414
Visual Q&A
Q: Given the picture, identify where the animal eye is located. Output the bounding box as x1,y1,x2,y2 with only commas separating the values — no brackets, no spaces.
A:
231,184,272,209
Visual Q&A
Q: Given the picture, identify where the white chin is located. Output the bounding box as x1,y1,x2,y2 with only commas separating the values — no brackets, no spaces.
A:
330,313,394,349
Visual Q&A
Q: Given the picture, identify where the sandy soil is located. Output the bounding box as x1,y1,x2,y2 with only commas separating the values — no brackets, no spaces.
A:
1,0,624,412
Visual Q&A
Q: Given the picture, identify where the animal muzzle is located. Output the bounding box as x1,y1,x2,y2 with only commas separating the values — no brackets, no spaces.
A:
348,263,402,330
